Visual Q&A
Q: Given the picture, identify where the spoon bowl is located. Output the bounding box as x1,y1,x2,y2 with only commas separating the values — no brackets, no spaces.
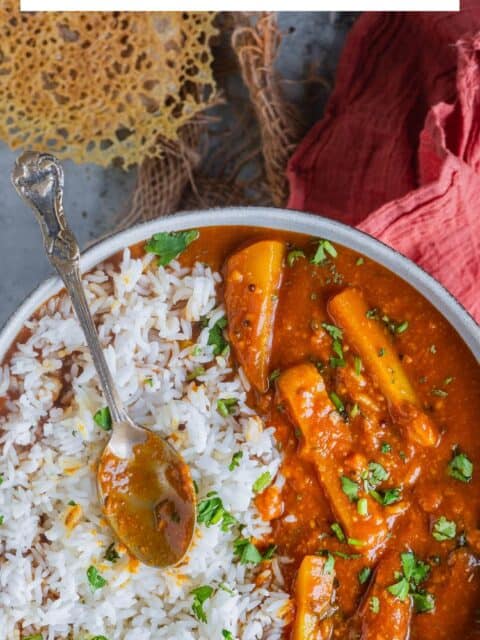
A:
11,151,196,568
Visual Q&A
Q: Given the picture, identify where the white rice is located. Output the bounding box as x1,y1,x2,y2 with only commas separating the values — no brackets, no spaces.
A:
0,249,291,640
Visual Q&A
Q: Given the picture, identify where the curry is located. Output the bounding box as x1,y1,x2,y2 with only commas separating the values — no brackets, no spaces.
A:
174,226,479,640
7,225,480,639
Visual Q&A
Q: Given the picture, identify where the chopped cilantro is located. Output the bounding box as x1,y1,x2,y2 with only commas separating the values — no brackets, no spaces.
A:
144,377,154,387
222,631,234,640
354,356,362,376
362,462,389,491
370,596,380,613
233,538,263,564
444,376,454,385
395,321,409,334
86,565,107,592
253,471,272,493
229,451,243,471
357,498,368,516
341,476,359,502
67,500,77,506
197,493,237,531
91,637,110,640
262,544,277,560
93,407,112,431
358,567,372,585
191,584,214,622
269,369,281,383
356,257,365,266
350,403,360,418
217,398,239,418
429,344,437,354
330,391,345,414
448,452,473,483
105,542,120,563
287,249,306,267
432,516,456,541
207,316,229,356
322,323,343,341
381,442,392,454
0,473,3,485
331,522,346,542
187,366,205,381
387,576,410,601
23,636,44,640
432,388,448,398
0,515,4,525
412,592,435,613
145,229,199,266
311,239,337,264
366,308,379,319
370,487,402,506
378,347,386,357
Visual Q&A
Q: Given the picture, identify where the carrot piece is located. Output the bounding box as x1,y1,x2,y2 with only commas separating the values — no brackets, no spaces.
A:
225,240,285,392
357,550,412,640
328,288,438,447
277,363,389,551
292,555,335,640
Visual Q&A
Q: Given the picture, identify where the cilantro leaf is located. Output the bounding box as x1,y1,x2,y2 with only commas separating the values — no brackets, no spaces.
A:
104,542,120,563
341,476,359,502
370,487,402,506
358,567,372,585
191,584,214,623
370,596,380,613
197,493,237,532
86,565,107,592
432,516,456,541
387,576,410,601
287,249,306,267
253,471,272,493
233,538,263,564
23,635,44,640
448,452,473,483
207,316,229,356
411,592,435,613
321,323,343,341
222,631,234,640
311,239,338,264
229,451,243,471
217,398,239,418
93,407,112,431
145,229,199,266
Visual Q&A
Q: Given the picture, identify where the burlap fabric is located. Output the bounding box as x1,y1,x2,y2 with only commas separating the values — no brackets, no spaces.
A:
126,13,303,223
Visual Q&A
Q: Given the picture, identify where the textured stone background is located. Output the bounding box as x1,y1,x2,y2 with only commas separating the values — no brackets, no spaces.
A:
0,12,355,327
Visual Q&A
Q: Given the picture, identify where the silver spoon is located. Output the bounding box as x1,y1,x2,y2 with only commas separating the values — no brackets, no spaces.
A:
11,151,196,567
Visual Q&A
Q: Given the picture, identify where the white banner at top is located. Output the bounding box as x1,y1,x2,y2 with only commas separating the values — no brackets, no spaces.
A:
20,0,460,11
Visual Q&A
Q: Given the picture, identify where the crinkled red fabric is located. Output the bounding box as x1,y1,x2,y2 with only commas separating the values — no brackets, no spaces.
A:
287,7,480,322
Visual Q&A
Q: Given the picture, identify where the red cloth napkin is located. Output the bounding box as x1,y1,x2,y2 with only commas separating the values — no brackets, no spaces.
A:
287,7,480,322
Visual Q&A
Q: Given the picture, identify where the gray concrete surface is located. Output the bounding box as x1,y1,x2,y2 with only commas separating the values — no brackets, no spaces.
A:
0,12,354,328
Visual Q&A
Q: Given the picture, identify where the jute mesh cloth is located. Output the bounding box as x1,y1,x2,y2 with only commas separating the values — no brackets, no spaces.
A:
126,12,304,224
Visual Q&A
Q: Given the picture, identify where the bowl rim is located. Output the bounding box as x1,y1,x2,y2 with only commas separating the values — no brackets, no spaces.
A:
1,206,478,364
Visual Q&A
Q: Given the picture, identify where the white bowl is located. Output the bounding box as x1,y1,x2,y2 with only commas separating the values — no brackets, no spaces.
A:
1,207,479,363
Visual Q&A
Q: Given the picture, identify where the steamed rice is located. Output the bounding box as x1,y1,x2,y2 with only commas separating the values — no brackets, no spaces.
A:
0,249,290,640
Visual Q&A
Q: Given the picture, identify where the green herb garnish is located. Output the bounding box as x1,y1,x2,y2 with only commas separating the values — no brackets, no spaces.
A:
330,392,346,414
370,596,380,613
222,631,234,640
86,566,107,592
269,369,281,383
93,407,112,431
287,249,306,267
370,487,402,506
358,567,372,585
311,239,337,264
357,498,368,516
341,476,359,502
381,442,392,454
331,522,346,542
233,538,263,564
197,493,237,532
354,356,362,376
145,229,199,265
356,257,364,266
217,398,239,418
229,451,243,471
448,452,473,483
187,366,205,381
387,551,434,612
432,516,456,541
191,584,214,622
207,316,229,356
105,542,120,563
253,471,272,493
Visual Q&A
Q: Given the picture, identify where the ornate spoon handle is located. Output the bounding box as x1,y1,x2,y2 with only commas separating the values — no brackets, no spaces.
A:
11,151,127,425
